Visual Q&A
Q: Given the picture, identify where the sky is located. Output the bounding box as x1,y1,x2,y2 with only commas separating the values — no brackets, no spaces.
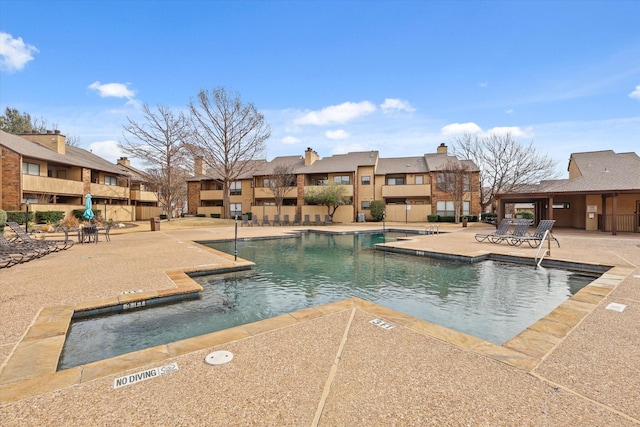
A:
1,0,639,177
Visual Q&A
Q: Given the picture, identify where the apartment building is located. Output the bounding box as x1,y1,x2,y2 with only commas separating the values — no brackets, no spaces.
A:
0,129,161,221
187,144,481,223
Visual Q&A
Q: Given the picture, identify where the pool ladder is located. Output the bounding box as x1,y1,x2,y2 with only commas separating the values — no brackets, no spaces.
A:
424,224,439,235
534,230,551,268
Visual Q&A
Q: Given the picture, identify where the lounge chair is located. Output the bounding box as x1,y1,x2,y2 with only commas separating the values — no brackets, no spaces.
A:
241,214,249,227
303,214,310,225
261,215,270,226
273,214,282,226
292,215,301,226
324,215,333,225
474,219,512,243
0,234,47,261
490,219,533,244
508,219,559,248
314,214,323,226
7,222,74,251
251,216,260,226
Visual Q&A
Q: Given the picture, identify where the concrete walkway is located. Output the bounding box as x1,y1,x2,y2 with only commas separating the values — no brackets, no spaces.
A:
0,221,638,426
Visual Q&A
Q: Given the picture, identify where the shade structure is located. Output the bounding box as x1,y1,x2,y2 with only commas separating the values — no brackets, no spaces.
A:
83,194,94,220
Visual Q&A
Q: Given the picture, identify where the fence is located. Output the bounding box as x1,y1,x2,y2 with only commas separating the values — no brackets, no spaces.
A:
598,214,640,232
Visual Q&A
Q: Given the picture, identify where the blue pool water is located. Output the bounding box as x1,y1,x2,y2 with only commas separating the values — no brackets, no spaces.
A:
58,232,596,369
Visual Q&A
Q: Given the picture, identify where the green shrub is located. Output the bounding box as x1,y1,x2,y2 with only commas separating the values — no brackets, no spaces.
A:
439,216,456,222
159,214,168,220
244,212,252,220
72,209,101,220
427,214,439,222
515,210,534,220
461,215,478,222
35,211,65,224
6,211,34,224
0,209,6,232
369,201,385,222
209,213,220,218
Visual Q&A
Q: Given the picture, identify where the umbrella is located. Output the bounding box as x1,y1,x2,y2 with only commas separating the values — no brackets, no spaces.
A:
83,194,95,220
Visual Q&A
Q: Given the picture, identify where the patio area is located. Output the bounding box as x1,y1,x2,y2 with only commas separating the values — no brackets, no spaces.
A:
0,221,638,426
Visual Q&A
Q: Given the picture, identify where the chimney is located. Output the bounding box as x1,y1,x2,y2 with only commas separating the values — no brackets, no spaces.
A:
304,147,319,166
437,143,448,154
194,156,206,175
117,157,131,166
22,130,66,155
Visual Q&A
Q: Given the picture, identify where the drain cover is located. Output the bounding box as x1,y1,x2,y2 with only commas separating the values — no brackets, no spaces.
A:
205,350,234,365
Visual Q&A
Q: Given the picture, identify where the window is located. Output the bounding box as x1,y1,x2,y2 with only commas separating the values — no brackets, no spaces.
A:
463,201,470,216
333,175,350,185
105,176,117,186
552,202,570,209
415,176,423,185
436,201,455,217
263,178,273,187
463,175,470,192
361,201,371,210
230,181,242,195
361,176,371,185
230,203,242,218
22,162,40,176
387,177,405,185
437,173,455,191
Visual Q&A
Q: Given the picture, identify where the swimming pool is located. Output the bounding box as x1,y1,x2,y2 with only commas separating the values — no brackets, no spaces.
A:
58,232,597,369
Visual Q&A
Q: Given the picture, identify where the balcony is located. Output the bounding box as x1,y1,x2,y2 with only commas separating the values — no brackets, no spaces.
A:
130,189,158,202
303,185,354,197
23,175,84,195
382,184,430,198
90,183,129,199
254,187,297,199
200,189,224,200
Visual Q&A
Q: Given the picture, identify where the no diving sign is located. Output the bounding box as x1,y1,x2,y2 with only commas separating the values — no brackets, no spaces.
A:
113,363,179,389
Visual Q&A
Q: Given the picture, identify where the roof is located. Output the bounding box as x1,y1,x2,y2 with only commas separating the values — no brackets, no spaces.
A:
0,130,124,175
497,150,640,196
302,151,379,174
424,153,480,172
187,159,267,181
376,156,428,175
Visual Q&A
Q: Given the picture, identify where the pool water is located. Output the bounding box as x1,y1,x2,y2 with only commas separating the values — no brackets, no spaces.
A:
58,232,596,370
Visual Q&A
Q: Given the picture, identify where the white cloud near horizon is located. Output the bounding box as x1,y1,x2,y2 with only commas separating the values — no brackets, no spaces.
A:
380,98,416,113
293,101,376,126
282,136,300,144
440,122,482,135
87,140,125,163
0,32,39,73
629,85,640,100
88,81,136,99
440,122,532,139
325,129,350,140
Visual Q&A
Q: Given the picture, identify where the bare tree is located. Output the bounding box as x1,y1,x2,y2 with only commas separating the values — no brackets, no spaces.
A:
438,159,472,223
188,87,270,219
265,163,297,217
121,104,191,219
450,133,558,212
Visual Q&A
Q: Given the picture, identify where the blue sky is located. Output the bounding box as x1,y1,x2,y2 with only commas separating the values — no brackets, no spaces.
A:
1,0,638,176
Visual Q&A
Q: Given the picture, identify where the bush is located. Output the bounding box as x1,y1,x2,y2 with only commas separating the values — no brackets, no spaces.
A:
369,201,385,222
515,210,534,220
6,210,34,224
461,215,478,222
159,214,168,220
427,214,439,222
0,209,6,232
481,212,498,224
35,211,65,224
244,212,252,220
209,213,220,218
72,209,101,220
438,216,456,222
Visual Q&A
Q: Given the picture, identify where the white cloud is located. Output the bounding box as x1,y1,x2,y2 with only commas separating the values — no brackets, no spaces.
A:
380,98,416,113
440,122,482,136
325,129,350,140
505,109,514,115
486,126,532,138
331,143,368,155
478,82,488,87
629,85,640,100
282,136,300,144
87,140,125,163
88,81,136,99
0,32,38,73
293,101,376,126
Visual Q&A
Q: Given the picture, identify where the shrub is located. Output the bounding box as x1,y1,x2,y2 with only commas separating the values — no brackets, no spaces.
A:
159,214,168,220
439,216,456,222
427,214,439,222
369,201,385,222
0,209,6,232
209,213,220,218
516,210,534,220
72,209,101,220
35,211,65,224
6,210,34,224
244,212,252,220
60,216,80,229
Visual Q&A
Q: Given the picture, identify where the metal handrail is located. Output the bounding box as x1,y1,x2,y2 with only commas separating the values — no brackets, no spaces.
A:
534,230,550,268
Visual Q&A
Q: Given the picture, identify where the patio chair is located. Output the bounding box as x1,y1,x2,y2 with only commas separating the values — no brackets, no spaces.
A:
261,215,270,226
282,214,291,226
241,214,249,227
324,215,333,225
508,219,560,248
79,223,98,244
292,214,301,226
6,222,74,251
314,214,323,226
0,234,47,261
273,214,282,226
489,219,533,244
303,214,310,225
97,224,112,242
474,219,512,243
251,216,260,227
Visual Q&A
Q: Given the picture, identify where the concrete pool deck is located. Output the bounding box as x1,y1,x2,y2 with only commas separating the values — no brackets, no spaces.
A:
0,221,638,425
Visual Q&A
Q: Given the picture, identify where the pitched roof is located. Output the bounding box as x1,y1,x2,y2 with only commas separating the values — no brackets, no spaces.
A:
376,156,427,174
302,151,379,174
424,153,480,172
0,130,124,175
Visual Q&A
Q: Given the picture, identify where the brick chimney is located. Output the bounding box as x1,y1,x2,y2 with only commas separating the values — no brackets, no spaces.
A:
437,143,448,154
194,156,206,175
117,157,131,166
304,147,319,166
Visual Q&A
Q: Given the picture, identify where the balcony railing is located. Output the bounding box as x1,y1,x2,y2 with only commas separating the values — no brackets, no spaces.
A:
382,184,430,198
23,175,84,195
254,187,297,198
303,184,354,197
200,189,224,200
130,189,159,202
89,183,129,199
598,214,640,233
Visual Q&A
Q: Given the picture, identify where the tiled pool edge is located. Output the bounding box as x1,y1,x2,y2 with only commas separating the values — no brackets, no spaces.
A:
0,259,631,406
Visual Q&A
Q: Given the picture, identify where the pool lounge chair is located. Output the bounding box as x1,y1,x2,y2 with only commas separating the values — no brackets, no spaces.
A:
251,216,260,227
292,215,301,226
474,219,512,243
324,215,333,225
273,214,282,226
508,219,560,248
303,214,310,225
261,215,270,226
283,214,291,226
314,214,323,226
6,222,74,251
241,214,249,227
